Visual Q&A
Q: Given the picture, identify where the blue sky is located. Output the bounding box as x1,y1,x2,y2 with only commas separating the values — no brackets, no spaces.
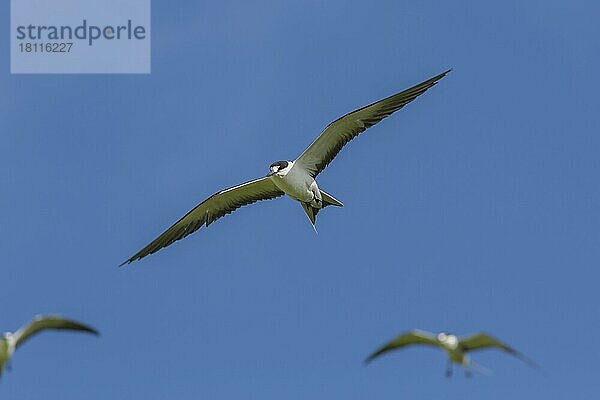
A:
1,0,599,398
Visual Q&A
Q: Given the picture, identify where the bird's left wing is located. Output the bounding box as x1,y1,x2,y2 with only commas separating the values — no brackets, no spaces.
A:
460,333,539,369
295,70,450,177
13,315,99,349
365,330,439,363
122,177,284,264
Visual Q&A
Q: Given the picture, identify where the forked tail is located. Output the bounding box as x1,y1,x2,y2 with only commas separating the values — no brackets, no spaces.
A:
468,361,493,376
300,189,343,231
320,190,344,208
301,203,318,232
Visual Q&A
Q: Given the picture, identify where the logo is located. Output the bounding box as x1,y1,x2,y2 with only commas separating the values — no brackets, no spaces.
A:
11,0,151,74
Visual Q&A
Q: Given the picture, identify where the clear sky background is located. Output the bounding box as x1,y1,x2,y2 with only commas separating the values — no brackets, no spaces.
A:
1,1,599,398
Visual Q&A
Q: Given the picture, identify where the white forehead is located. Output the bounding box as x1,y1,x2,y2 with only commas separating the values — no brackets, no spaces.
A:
437,332,457,343
272,161,293,170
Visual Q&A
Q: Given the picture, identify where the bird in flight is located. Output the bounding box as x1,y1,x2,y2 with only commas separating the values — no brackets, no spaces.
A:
0,315,99,377
121,69,450,265
365,330,538,377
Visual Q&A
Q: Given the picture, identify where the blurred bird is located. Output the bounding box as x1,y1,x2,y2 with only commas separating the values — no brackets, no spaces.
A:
122,69,450,264
365,330,538,377
0,315,99,377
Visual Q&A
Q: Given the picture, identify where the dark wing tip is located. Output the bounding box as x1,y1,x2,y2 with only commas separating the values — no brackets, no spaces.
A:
59,318,101,337
363,347,387,365
511,349,541,371
363,353,377,365
61,319,101,337
119,245,156,267
38,316,101,337
424,69,452,87
81,325,101,336
90,328,101,336
428,68,452,84
118,256,139,267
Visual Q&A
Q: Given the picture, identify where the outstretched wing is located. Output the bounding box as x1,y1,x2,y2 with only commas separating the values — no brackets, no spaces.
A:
295,70,451,177
365,330,439,363
460,333,539,369
122,177,284,264
14,315,99,349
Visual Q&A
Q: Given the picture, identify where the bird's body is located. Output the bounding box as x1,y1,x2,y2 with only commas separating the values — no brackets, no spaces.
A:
122,70,451,264
269,161,318,205
0,315,98,377
0,336,11,374
437,333,467,365
365,330,538,377
448,350,468,366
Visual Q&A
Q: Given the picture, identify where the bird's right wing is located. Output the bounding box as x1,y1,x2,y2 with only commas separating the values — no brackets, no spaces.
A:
460,333,539,369
121,177,284,264
13,315,99,349
365,330,439,363
295,70,450,177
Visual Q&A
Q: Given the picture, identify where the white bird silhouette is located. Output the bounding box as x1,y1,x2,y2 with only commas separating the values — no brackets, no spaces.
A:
122,70,450,265
365,330,538,377
0,315,98,377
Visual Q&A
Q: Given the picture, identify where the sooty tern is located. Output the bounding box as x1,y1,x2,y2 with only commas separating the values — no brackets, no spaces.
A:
0,315,98,377
122,70,450,265
365,330,538,377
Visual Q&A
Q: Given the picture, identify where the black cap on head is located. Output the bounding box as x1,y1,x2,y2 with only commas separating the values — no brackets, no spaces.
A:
269,161,289,169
